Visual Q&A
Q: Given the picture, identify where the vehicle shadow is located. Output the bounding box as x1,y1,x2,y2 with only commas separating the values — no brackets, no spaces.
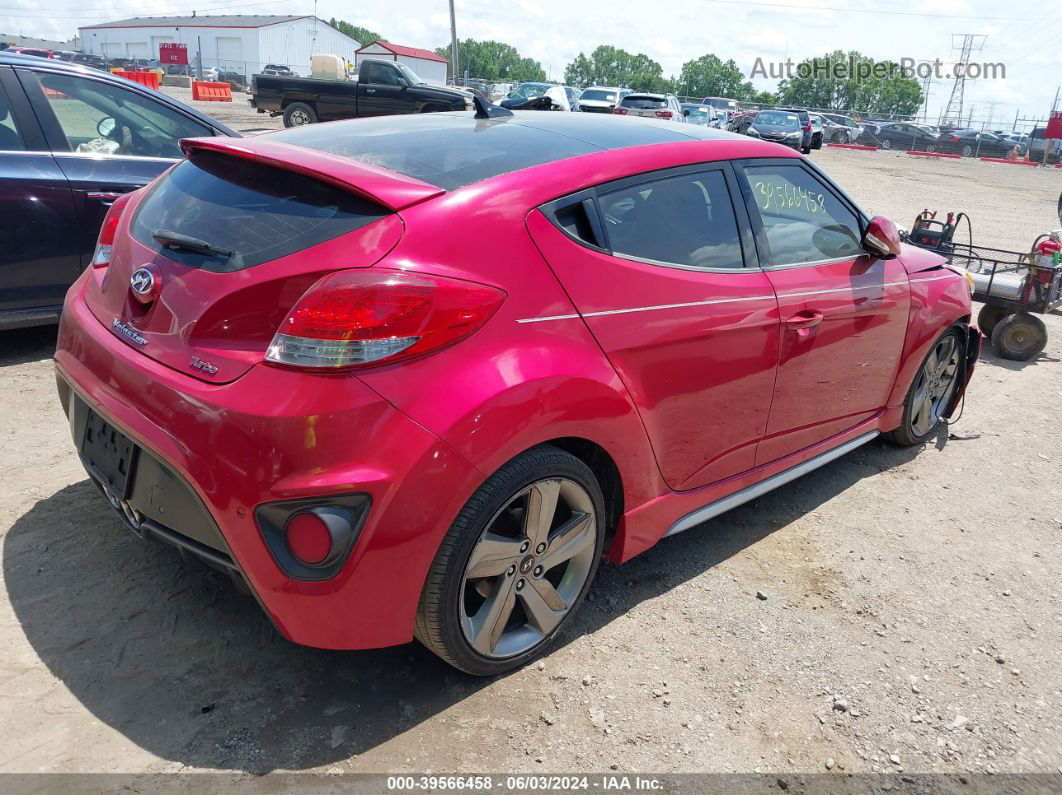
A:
0,326,58,368
4,439,922,772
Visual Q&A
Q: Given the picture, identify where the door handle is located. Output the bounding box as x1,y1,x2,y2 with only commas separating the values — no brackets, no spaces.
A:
86,191,127,205
786,310,824,330
366,88,376,93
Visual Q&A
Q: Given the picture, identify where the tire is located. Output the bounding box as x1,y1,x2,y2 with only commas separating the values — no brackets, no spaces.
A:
976,305,1007,338
991,312,1047,361
282,102,317,127
812,134,822,150
415,445,605,676
801,145,812,155
885,328,964,447
838,131,850,144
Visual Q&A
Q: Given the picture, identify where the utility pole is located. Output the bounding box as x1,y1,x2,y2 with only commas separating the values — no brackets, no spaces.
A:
920,75,934,123
941,33,986,126
448,0,459,85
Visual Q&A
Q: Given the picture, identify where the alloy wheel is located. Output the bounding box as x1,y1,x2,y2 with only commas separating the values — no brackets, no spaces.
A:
909,334,960,437
882,139,892,149
460,479,596,659
962,144,973,157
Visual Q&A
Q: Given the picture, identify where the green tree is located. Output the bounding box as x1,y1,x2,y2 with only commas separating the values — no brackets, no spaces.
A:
775,50,922,116
749,89,778,105
675,54,748,100
563,45,666,92
433,39,546,82
327,19,382,47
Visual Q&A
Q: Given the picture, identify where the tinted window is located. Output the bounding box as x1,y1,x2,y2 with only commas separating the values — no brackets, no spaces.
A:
621,95,666,109
0,80,26,151
756,111,800,128
131,152,390,272
364,61,400,85
273,116,600,191
34,72,211,158
600,169,744,269
581,89,617,102
741,164,863,265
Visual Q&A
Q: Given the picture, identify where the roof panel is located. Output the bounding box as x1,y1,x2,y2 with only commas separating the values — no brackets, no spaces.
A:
79,15,309,29
356,40,448,63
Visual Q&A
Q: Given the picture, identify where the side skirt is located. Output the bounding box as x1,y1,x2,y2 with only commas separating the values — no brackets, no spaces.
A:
663,431,879,537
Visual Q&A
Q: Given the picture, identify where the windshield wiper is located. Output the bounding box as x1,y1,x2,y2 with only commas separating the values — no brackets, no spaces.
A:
153,229,232,258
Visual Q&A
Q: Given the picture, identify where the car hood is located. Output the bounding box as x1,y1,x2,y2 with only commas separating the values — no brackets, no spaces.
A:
897,241,949,274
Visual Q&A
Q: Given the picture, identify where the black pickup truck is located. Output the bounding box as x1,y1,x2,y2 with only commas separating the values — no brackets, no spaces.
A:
251,58,473,127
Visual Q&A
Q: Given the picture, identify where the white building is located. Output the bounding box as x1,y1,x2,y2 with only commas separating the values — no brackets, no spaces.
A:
78,15,360,77
355,40,449,86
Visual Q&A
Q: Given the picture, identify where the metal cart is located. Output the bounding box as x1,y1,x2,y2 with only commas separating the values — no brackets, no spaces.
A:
944,240,1061,361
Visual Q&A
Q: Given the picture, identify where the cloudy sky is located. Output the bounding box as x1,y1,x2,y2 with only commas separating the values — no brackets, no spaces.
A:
3,0,1059,126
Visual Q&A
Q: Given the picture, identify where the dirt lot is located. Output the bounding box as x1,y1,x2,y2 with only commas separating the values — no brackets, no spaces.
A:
1,104,1061,780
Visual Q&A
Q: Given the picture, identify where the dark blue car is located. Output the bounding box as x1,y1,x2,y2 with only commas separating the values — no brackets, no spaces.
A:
0,53,237,330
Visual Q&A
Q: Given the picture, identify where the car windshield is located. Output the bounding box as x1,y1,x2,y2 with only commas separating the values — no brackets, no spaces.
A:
396,63,424,85
756,111,800,128
581,89,617,102
512,83,550,100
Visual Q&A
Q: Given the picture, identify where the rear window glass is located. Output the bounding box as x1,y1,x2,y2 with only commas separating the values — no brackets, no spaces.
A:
581,90,617,102
131,152,389,272
756,111,800,127
621,96,667,109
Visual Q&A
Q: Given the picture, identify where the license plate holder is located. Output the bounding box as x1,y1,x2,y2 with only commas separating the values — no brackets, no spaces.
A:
81,409,138,500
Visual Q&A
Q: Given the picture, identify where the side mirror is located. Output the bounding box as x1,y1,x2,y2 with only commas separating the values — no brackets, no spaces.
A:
396,77,409,88
97,116,116,137
862,215,901,258
683,108,690,117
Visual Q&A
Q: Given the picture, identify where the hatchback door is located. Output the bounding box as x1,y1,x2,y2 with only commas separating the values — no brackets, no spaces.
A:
735,159,910,465
529,164,781,491
82,145,414,384
0,66,79,320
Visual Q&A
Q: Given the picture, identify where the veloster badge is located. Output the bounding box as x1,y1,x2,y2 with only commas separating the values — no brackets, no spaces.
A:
111,318,148,346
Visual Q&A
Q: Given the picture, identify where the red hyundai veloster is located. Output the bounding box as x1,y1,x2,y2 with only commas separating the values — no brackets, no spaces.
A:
55,106,978,675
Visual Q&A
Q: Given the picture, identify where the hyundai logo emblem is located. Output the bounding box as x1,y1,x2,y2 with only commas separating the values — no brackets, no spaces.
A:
130,267,155,296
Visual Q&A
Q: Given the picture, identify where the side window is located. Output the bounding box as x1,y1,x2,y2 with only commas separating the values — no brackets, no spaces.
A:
0,79,27,151
599,169,744,269
741,164,863,266
364,62,400,86
34,72,211,158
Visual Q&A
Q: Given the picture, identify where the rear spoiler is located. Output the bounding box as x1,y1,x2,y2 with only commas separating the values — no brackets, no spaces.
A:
179,137,444,212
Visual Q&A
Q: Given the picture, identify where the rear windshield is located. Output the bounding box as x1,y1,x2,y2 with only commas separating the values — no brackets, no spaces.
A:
581,89,617,102
131,152,389,272
621,96,666,109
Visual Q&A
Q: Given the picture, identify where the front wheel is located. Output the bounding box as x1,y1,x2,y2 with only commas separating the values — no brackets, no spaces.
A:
885,328,963,446
881,138,893,150
991,312,1047,361
415,446,605,675
961,144,974,158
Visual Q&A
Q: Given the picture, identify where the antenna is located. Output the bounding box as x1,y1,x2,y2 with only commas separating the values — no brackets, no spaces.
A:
941,33,986,126
472,94,513,120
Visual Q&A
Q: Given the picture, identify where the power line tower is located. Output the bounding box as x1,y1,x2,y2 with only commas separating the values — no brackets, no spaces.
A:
920,74,934,122
941,33,986,126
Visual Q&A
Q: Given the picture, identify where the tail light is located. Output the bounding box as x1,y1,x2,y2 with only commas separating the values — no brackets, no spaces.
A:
655,110,673,119
266,270,506,370
947,134,960,142
91,192,134,268
803,122,812,131
613,107,628,115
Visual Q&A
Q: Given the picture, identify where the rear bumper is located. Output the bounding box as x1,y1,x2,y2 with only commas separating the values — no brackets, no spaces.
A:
55,274,481,650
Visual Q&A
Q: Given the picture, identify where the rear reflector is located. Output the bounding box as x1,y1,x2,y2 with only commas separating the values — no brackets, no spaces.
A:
91,192,134,268
266,270,506,370
285,512,333,565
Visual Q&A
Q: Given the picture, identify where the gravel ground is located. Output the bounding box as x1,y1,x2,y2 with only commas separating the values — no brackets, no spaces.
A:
1,106,1061,779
